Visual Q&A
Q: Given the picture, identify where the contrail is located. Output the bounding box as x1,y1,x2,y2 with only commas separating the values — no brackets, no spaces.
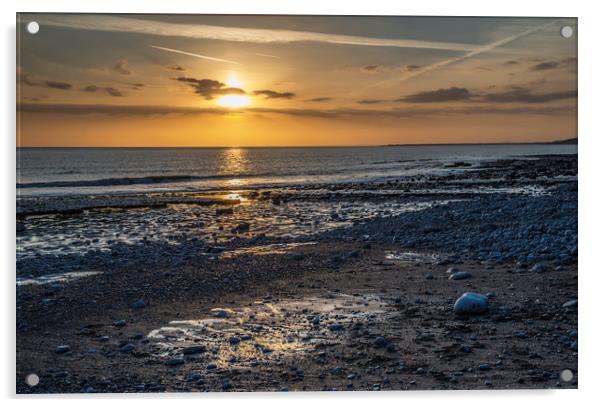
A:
396,20,558,83
354,20,559,96
149,45,240,65
32,14,479,52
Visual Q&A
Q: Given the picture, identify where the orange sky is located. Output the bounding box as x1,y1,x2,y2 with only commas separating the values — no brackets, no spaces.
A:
17,14,577,147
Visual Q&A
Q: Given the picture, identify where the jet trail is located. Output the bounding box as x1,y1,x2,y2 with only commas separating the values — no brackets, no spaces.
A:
149,45,240,65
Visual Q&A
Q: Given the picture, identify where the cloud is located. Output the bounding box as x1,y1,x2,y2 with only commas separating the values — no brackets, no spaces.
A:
357,99,386,104
44,81,73,90
404,64,422,72
306,97,333,102
81,85,126,97
174,77,245,100
150,45,240,65
503,60,520,65
19,71,73,90
399,87,472,103
253,90,295,99
530,57,576,71
481,88,576,103
166,65,185,71
363,65,379,72
530,61,559,71
113,60,131,75
33,14,479,52
18,103,574,118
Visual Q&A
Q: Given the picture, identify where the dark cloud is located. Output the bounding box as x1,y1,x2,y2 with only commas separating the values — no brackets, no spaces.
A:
105,87,125,97
503,60,520,65
253,90,295,99
44,81,73,90
530,61,559,71
363,65,379,71
357,99,386,104
306,97,333,102
130,83,145,90
404,64,422,72
113,60,132,75
166,65,185,71
481,88,577,103
174,77,245,100
399,87,472,103
530,57,576,71
81,85,126,97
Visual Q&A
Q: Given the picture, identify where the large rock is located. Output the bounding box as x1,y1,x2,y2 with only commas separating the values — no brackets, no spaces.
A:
453,292,489,315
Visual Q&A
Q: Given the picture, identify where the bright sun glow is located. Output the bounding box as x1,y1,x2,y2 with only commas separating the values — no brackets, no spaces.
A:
225,72,242,88
216,94,251,108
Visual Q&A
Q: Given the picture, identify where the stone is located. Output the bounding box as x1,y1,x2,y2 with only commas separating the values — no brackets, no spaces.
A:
446,267,459,274
113,319,126,327
425,273,434,280
562,299,578,308
182,345,206,355
120,343,135,353
453,292,489,316
215,207,234,216
328,323,344,332
165,358,185,366
530,263,545,273
131,299,146,309
54,345,70,354
374,336,388,348
211,308,231,318
448,271,472,280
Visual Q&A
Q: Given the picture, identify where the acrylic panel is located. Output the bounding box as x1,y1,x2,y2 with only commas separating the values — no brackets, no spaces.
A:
16,14,577,393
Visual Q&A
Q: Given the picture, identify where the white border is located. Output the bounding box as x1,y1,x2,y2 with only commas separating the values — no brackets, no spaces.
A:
2,1,600,406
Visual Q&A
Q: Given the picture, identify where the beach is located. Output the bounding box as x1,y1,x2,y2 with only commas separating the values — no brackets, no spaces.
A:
16,150,578,393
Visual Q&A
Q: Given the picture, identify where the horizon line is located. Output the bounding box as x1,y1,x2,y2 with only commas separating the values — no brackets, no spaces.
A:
16,139,577,149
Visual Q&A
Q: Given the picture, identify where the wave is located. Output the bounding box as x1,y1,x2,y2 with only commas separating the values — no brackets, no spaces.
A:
16,174,252,189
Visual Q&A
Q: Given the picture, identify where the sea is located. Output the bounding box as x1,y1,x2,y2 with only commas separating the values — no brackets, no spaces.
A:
17,144,577,197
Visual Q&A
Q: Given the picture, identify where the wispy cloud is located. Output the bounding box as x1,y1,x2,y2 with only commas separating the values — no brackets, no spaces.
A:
149,45,240,65
33,14,479,52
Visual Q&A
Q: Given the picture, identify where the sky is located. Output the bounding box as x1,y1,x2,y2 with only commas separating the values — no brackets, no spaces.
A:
17,14,577,147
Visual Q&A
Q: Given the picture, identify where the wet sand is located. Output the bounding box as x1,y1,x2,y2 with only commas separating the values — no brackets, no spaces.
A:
16,241,577,393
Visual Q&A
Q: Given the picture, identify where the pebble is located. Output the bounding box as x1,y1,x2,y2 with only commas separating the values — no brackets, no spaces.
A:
374,336,388,348
182,345,206,355
165,358,185,366
328,323,344,332
448,272,472,280
119,343,135,353
211,308,231,318
453,292,489,315
113,319,126,327
54,345,70,354
562,299,578,308
131,299,146,309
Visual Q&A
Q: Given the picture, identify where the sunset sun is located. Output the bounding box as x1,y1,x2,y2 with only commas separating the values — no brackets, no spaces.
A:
216,94,250,108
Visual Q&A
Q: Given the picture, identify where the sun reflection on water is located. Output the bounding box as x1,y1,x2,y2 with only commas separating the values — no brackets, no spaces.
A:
218,148,250,188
